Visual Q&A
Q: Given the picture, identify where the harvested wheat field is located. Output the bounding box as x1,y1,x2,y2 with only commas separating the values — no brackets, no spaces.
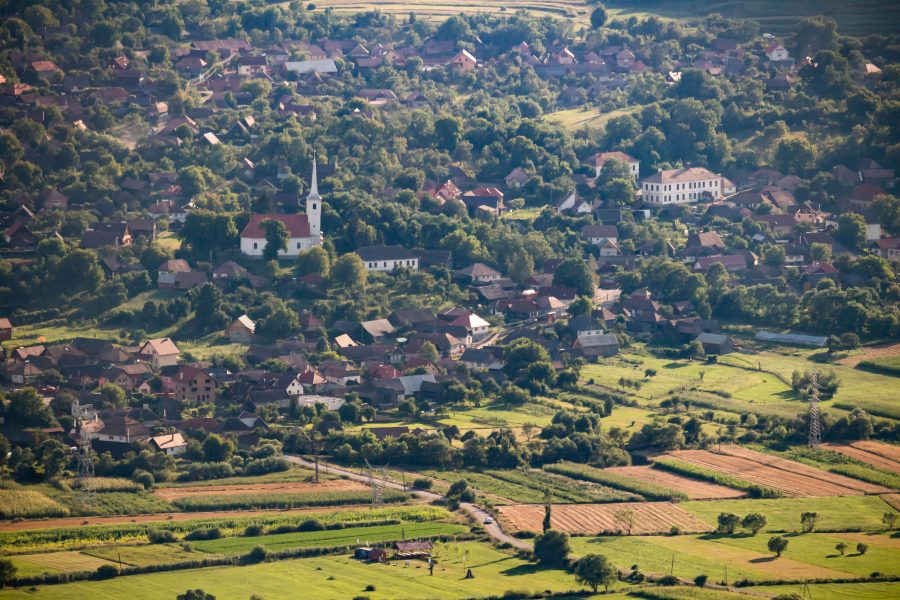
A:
881,493,900,511
154,479,368,500
836,341,900,366
852,441,900,463
668,448,889,497
820,442,900,474
715,445,890,494
604,465,746,500
497,502,713,535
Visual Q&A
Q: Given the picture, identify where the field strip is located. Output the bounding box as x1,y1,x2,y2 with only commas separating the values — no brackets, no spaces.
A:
153,479,368,500
717,445,891,494
0,505,382,532
649,535,853,581
13,550,119,573
498,502,713,534
819,443,900,474
881,493,900,511
602,465,746,500
832,532,900,549
851,441,900,463
668,449,877,497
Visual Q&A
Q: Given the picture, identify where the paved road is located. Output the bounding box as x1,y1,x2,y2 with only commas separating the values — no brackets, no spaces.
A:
285,454,531,551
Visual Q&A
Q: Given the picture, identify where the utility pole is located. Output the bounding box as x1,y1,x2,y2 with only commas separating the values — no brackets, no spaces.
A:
808,372,822,449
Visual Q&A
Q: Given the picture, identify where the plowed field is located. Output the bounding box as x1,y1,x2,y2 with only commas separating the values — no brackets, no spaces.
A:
820,442,900,474
497,502,713,534
668,447,890,497
604,465,746,500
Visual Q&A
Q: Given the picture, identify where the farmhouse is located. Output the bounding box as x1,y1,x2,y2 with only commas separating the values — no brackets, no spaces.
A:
574,330,620,358
150,433,187,455
138,337,180,368
641,168,723,204
695,332,735,355
357,245,420,271
226,315,256,342
583,151,639,179
94,416,150,444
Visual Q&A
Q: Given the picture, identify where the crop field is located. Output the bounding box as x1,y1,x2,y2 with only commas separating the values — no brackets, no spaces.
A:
498,501,713,534
154,479,368,500
83,543,220,567
170,489,408,511
0,488,70,519
600,465,746,500
543,461,687,501
191,521,469,555
681,495,895,532
65,478,144,493
545,105,642,132
665,447,889,497
0,506,451,553
157,467,327,488
9,551,119,578
821,441,900,474
0,542,581,600
420,467,633,504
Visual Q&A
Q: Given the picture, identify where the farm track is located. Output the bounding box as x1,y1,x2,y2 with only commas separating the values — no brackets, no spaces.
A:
498,502,713,534
603,465,746,500
820,442,900,474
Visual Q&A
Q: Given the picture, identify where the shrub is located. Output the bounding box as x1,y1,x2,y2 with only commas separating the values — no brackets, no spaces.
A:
244,545,269,563
147,529,177,544
364,584,376,591
694,574,708,587
244,525,263,537
297,519,325,531
185,527,222,541
656,574,678,586
412,478,432,490
857,542,868,555
95,565,118,579
132,470,155,490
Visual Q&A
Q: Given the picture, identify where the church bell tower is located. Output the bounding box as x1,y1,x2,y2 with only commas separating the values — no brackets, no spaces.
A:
306,155,321,238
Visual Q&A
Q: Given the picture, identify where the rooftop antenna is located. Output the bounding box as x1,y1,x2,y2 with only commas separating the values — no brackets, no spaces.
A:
808,372,821,449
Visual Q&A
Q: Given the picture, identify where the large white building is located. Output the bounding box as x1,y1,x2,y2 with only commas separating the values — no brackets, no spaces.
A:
356,245,419,271
641,167,723,205
583,151,640,180
239,160,323,257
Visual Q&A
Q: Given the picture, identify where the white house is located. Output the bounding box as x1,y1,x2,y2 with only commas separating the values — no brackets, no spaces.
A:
356,245,419,271
765,44,790,62
150,433,187,456
284,59,337,74
641,167,723,205
138,337,180,368
240,161,323,258
581,224,618,246
555,191,592,215
583,151,639,180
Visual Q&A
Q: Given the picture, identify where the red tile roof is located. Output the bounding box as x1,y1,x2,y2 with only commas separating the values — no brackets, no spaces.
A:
240,213,310,238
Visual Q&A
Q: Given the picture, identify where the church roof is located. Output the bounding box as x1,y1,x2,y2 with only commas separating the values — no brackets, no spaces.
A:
240,213,310,238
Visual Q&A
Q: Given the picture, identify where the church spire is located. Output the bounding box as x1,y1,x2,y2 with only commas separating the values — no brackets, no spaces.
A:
307,154,321,202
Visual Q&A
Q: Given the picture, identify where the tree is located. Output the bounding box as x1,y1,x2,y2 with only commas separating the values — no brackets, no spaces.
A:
857,542,868,555
203,434,235,462
177,591,216,600
774,138,816,176
717,512,741,534
568,296,593,318
434,116,461,151
0,559,17,589
575,553,617,592
768,535,788,557
801,511,818,533
56,249,103,293
589,5,607,29
542,499,552,533
883,512,897,530
180,211,238,257
613,508,636,535
533,530,570,567
835,542,847,556
809,242,832,262
96,383,128,409
835,213,867,249
873,194,900,234
256,306,299,339
741,513,767,535
417,342,439,362
295,246,331,277
193,283,228,332
262,219,289,261
552,257,595,296
330,254,367,290
6,387,54,427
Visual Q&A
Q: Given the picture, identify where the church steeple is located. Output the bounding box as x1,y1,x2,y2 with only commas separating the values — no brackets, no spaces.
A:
306,155,321,238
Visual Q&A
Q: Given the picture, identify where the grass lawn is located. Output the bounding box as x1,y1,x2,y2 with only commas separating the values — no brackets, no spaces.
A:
709,531,900,577
10,551,118,577
438,400,557,429
681,496,894,533
83,543,218,567
762,581,900,599
191,522,469,555
0,542,582,599
157,467,325,488
598,405,657,433
545,105,642,132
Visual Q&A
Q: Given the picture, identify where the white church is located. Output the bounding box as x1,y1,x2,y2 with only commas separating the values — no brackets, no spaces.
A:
239,159,324,257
